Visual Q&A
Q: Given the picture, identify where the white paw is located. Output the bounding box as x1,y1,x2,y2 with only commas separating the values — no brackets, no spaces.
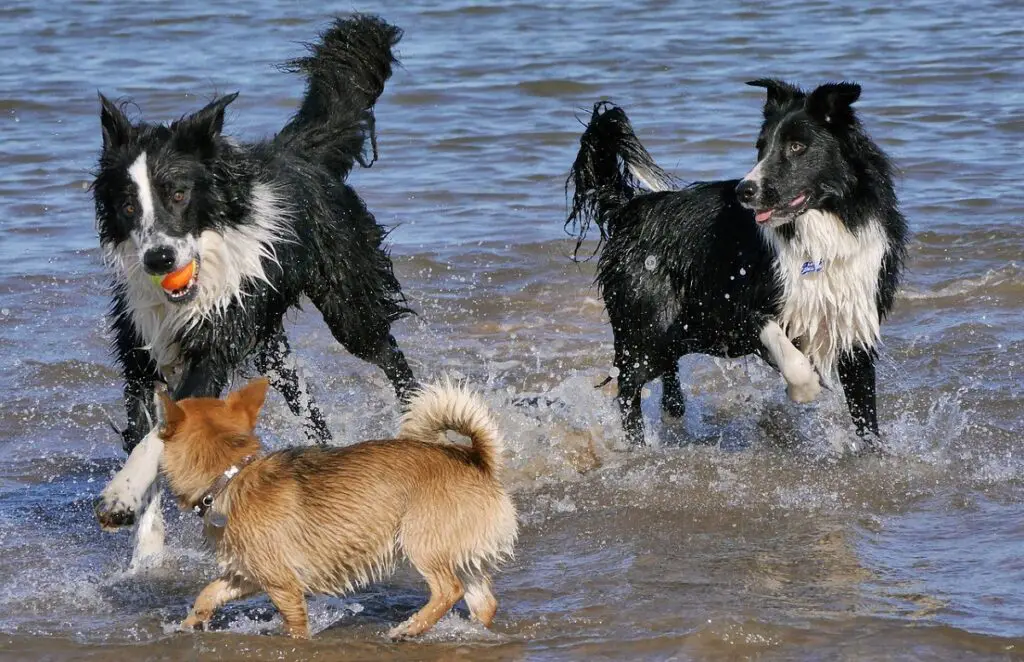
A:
94,489,140,530
783,356,821,403
786,377,821,404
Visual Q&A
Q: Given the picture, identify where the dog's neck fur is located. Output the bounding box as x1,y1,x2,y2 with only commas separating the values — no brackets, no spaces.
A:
102,181,294,381
162,430,263,510
762,209,888,383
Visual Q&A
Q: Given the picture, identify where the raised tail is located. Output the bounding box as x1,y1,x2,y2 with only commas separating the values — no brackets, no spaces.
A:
398,379,505,478
276,14,402,177
564,101,676,259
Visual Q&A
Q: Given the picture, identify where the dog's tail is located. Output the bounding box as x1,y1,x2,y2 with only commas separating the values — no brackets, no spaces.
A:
565,101,677,259
276,14,402,177
398,379,505,478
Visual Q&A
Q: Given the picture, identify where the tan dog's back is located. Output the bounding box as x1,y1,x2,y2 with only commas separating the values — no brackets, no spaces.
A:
159,379,518,639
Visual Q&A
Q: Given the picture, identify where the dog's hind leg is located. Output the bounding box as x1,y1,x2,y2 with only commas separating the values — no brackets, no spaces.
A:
837,345,880,446
463,575,498,628
389,566,464,640
254,331,332,444
661,365,686,420
311,292,415,405
614,344,654,446
355,332,416,405
265,583,310,639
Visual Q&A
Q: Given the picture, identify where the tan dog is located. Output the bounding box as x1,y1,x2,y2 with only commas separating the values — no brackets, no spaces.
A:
154,377,518,639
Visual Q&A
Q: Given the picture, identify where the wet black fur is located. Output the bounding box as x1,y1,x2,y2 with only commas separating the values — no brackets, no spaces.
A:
92,15,415,450
565,84,908,447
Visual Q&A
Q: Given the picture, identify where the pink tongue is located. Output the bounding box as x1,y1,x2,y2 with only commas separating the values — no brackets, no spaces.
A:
788,194,807,208
755,209,774,223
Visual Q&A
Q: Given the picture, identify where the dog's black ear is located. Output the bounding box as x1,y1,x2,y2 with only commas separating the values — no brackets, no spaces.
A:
807,82,861,126
174,92,238,146
746,79,802,117
99,93,133,150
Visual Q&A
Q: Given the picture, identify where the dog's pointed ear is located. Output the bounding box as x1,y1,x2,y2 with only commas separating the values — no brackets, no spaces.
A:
746,79,803,118
154,383,185,432
175,92,238,144
99,93,133,150
807,81,861,126
227,377,269,431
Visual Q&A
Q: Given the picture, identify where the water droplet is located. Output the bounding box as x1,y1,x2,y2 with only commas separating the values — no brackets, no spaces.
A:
739,268,747,276
644,255,658,271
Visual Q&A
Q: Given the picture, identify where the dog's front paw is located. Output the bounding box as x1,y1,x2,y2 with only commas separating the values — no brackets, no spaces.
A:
94,493,137,530
388,620,419,641
786,376,821,404
782,355,821,404
180,612,208,632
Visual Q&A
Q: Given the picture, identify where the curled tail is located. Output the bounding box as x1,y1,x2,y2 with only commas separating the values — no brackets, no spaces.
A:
276,14,402,177
398,379,505,478
564,101,676,259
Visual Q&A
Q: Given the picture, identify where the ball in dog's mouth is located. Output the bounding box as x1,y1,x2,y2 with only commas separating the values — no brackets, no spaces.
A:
754,193,808,224
151,259,200,303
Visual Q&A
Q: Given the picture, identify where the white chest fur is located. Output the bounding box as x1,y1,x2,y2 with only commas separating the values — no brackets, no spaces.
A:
102,183,292,379
764,210,888,383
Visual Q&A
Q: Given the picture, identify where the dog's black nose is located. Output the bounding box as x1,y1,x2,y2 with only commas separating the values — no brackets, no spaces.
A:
143,246,176,274
735,180,758,205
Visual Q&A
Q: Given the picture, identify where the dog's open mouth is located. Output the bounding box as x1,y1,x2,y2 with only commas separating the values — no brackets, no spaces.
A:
156,259,200,303
754,193,808,225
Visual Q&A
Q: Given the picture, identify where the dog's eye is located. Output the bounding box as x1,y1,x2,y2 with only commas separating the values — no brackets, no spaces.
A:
172,190,187,204
123,203,135,216
788,141,806,155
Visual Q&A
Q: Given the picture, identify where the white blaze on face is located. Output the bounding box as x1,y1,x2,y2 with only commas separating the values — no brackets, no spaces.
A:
741,158,766,187
127,152,156,236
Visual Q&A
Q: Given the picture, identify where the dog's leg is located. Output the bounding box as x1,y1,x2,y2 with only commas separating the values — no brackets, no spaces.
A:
96,428,164,530
309,283,416,405
661,367,686,420
181,576,260,631
759,320,821,403
254,331,332,444
111,308,162,452
389,568,464,640
614,345,652,446
463,575,497,628
837,345,880,444
323,319,415,405
362,334,416,405
128,483,164,571
265,584,310,639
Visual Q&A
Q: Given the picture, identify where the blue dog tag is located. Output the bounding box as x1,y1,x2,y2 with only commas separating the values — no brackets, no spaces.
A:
801,259,824,275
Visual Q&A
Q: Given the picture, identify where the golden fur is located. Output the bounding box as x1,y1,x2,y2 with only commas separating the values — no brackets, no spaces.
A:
157,377,518,639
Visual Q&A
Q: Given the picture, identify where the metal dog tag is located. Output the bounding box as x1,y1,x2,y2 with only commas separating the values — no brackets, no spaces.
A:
207,508,228,528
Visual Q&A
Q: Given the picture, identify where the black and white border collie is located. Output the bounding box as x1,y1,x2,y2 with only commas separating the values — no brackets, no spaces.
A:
92,15,416,558
566,80,908,449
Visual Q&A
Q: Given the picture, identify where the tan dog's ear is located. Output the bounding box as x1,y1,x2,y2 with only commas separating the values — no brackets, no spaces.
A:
227,378,269,431
155,384,185,432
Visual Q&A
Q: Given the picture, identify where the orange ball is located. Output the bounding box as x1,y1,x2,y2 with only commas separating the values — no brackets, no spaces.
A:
161,260,196,291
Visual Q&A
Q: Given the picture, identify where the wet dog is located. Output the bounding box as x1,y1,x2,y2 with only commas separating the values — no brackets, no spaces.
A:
93,15,417,559
155,378,517,639
566,81,908,447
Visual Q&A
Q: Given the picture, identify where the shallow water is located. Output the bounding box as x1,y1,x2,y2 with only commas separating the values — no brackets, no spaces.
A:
2,0,1023,660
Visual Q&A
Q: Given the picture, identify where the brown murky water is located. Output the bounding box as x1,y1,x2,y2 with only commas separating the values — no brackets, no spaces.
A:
2,0,1023,660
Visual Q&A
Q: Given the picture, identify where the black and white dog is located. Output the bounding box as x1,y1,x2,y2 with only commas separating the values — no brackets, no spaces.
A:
92,15,416,561
566,80,908,448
